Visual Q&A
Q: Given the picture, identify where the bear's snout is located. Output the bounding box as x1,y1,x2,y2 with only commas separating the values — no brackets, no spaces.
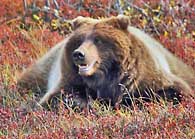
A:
72,50,85,64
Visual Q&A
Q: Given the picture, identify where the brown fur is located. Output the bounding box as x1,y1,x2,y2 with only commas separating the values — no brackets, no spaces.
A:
17,15,195,108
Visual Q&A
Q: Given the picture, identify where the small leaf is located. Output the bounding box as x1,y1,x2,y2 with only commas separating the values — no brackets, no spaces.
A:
164,31,168,37
153,16,161,23
32,14,40,21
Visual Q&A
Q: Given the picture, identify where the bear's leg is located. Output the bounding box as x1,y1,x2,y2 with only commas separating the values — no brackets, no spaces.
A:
38,77,64,106
157,87,182,104
17,66,48,96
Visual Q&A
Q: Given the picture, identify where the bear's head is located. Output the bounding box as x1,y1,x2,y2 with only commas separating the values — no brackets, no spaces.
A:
65,16,132,101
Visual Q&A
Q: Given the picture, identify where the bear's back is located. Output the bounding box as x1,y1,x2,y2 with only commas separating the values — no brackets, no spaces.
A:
127,26,195,86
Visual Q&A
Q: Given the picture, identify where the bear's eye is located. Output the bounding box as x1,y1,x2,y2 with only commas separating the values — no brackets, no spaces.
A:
94,37,104,46
76,39,83,47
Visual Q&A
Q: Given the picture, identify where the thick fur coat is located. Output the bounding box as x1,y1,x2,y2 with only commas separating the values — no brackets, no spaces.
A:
17,15,195,107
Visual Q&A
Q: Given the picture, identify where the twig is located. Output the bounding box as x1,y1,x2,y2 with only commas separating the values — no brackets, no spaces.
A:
127,1,161,36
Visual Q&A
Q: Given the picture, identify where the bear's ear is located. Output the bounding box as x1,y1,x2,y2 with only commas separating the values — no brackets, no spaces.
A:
71,16,99,30
105,15,130,30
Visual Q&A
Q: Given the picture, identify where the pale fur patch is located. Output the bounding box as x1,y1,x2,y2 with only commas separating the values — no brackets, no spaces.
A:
127,26,171,74
47,54,62,91
127,26,193,93
39,47,64,105
39,39,68,105
46,38,68,90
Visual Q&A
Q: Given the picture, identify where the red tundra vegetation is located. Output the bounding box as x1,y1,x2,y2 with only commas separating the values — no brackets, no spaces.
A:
0,0,195,138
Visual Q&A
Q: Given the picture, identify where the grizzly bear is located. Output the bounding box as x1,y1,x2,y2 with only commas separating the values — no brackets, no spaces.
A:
17,15,195,108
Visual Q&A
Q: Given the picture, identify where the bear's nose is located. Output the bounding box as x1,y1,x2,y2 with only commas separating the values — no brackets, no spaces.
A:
72,50,85,62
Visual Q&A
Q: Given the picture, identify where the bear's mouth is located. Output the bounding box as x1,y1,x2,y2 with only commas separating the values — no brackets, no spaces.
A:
77,61,97,76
